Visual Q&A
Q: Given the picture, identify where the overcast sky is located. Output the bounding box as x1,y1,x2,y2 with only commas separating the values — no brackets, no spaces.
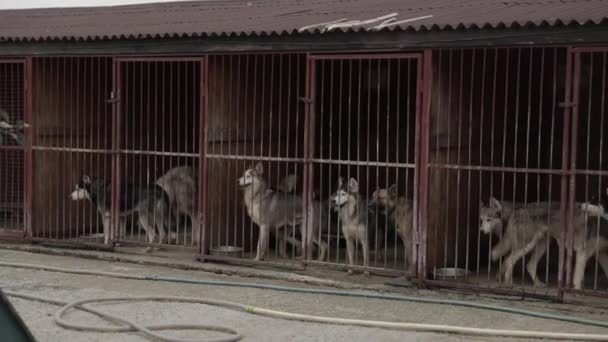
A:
0,0,192,9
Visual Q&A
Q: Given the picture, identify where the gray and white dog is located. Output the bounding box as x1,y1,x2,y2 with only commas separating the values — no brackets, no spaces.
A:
70,175,171,251
577,188,608,290
331,177,376,274
156,166,199,245
238,163,327,261
369,184,415,273
481,197,608,289
479,198,558,287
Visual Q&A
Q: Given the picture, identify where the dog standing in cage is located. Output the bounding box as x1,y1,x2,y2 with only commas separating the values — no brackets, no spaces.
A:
237,163,327,261
331,177,376,275
479,198,559,287
156,166,199,246
369,184,415,273
577,188,608,290
70,175,171,251
481,197,608,289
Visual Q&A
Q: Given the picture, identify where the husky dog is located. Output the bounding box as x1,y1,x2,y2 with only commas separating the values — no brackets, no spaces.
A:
238,163,327,261
577,188,608,290
369,184,415,273
156,166,199,245
482,197,608,289
70,175,171,251
479,198,559,287
331,177,376,274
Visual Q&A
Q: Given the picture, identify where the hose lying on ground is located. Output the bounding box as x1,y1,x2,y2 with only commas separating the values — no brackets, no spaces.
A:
1,261,608,341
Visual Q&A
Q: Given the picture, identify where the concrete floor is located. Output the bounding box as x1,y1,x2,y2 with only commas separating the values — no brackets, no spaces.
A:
1,248,607,342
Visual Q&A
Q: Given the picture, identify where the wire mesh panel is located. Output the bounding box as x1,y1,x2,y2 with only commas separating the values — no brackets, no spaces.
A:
424,48,569,299
115,58,203,251
0,60,26,236
568,47,608,296
202,54,307,267
30,57,113,245
306,54,421,276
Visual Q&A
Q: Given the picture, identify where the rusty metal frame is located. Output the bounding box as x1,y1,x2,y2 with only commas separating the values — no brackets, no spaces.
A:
420,47,571,300
112,56,206,249
564,45,608,298
305,52,424,276
0,58,28,239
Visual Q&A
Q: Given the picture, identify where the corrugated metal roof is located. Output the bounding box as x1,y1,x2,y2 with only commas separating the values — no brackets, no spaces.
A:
0,0,607,42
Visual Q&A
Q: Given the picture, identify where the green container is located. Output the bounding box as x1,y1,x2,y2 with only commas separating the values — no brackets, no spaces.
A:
0,289,36,342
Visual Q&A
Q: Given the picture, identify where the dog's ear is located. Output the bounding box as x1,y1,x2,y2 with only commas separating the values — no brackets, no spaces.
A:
388,184,398,198
480,200,485,208
82,175,91,184
348,178,359,193
338,177,345,188
489,197,502,211
254,163,264,175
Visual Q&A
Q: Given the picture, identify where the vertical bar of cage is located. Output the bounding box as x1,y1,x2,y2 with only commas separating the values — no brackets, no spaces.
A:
199,57,208,256
302,53,315,263
558,48,574,298
24,58,32,237
567,50,582,291
417,51,432,283
111,59,122,244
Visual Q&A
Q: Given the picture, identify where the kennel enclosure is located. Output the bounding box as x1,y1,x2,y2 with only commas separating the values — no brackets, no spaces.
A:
0,0,608,300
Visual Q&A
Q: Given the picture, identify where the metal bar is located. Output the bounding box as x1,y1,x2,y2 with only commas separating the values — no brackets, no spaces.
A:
557,48,574,298
310,53,422,61
200,254,305,271
428,163,566,174
199,57,208,255
304,260,410,277
24,58,32,238
423,280,560,302
417,49,432,284
302,53,315,262
110,59,121,244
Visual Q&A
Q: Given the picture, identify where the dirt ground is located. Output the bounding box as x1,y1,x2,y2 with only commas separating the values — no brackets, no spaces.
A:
1,247,607,342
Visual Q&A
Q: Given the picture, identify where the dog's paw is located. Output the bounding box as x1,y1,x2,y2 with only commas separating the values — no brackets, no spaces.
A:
143,246,153,253
363,271,371,277
347,269,354,276
533,279,546,288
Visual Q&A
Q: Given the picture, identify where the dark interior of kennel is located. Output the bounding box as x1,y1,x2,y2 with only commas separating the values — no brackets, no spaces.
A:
0,61,25,232
30,57,113,239
310,56,418,270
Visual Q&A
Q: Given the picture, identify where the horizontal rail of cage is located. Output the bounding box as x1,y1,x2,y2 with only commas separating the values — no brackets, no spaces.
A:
206,154,307,163
428,163,567,175
31,146,114,154
311,159,415,169
310,53,422,61
119,150,199,158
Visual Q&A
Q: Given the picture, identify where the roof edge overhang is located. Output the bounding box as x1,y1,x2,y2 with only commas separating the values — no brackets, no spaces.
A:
1,24,608,56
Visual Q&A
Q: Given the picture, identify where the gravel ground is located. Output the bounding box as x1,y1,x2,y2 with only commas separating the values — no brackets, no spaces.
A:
0,249,607,342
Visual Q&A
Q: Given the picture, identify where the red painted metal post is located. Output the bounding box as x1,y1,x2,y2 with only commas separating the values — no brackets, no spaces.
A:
566,50,582,290
110,59,122,244
199,57,209,256
302,53,315,263
417,50,432,284
24,58,33,238
558,48,574,298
